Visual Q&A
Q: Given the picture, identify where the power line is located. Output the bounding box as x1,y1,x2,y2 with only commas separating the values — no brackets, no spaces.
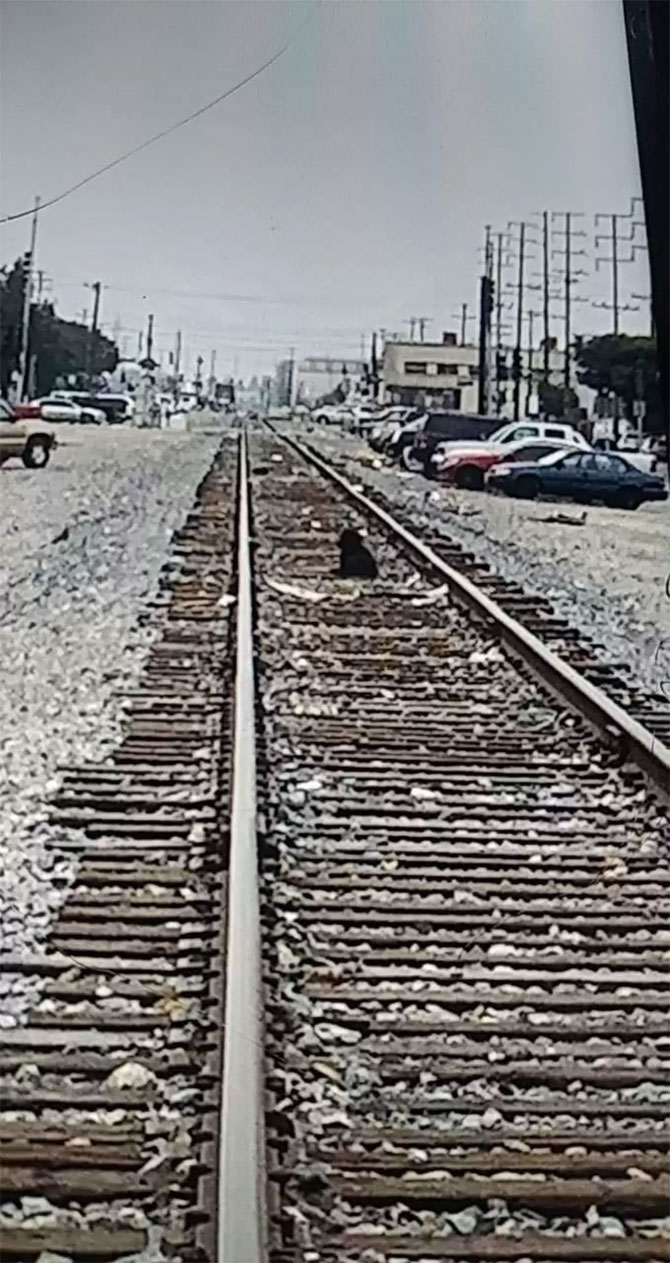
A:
0,6,320,225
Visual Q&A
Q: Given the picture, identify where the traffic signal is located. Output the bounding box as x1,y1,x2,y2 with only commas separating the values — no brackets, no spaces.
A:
512,348,521,381
496,353,508,382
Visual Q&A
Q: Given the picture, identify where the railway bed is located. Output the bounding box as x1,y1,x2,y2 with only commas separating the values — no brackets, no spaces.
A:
0,442,238,1262
0,426,668,1262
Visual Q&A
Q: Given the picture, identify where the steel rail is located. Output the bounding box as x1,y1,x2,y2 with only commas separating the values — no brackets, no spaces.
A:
268,423,670,797
218,430,266,1262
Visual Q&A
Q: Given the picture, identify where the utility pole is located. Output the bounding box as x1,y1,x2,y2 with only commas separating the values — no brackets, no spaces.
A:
542,211,550,383
494,233,509,416
209,349,217,401
146,314,154,363
286,347,295,407
612,214,618,334
460,304,467,346
565,213,571,387
417,317,431,343
137,331,144,359
513,222,525,421
91,281,102,335
552,211,588,396
174,330,182,390
408,318,416,342
16,196,40,402
371,331,379,400
85,281,102,384
526,309,538,416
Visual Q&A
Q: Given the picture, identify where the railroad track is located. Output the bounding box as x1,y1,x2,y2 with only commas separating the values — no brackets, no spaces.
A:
0,441,238,1262
1,425,669,1261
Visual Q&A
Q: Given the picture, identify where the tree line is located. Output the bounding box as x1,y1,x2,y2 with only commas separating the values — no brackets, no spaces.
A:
1,256,118,398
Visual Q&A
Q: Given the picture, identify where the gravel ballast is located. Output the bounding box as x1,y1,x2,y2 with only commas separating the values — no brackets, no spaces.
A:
0,425,223,1009
291,422,670,696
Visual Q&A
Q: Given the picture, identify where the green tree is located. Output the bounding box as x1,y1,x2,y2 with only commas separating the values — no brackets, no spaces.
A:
538,381,580,420
575,334,660,428
0,258,28,394
1,256,118,396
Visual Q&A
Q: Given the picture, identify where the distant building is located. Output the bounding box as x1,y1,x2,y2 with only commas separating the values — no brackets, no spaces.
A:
290,356,367,406
381,335,577,418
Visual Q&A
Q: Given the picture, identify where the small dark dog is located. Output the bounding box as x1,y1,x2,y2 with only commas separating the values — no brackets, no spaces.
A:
338,527,378,579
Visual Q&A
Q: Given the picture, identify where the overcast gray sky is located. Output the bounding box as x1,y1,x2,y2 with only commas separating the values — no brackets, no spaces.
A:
0,0,651,379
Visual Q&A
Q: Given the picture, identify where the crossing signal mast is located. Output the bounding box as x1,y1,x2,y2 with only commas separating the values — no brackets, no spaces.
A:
622,0,668,442
477,227,495,415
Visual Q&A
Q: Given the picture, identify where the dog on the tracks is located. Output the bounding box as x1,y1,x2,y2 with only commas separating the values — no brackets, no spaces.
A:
337,527,378,579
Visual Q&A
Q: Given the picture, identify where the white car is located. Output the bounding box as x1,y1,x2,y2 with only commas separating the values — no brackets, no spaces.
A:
48,392,107,425
313,404,354,425
33,397,84,423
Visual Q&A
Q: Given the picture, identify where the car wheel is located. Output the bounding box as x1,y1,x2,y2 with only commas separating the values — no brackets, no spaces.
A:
514,474,539,499
455,465,484,490
23,437,51,469
614,487,642,511
401,446,424,473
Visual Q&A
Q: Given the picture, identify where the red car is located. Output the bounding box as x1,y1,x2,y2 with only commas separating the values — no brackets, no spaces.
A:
12,401,42,419
435,439,582,490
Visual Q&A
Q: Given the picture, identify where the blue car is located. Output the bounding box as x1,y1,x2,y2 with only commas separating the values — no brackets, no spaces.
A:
486,448,667,510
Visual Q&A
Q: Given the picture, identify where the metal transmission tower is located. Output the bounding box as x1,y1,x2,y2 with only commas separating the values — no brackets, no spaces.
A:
506,221,540,420
593,203,646,334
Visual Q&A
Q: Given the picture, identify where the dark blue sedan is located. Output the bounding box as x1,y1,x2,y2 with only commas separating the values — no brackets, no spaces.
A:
486,449,667,510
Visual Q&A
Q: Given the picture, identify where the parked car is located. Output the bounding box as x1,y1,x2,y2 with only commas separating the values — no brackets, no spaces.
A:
404,411,502,473
349,403,381,433
49,392,107,424
91,393,135,423
12,401,43,419
487,448,667,510
434,438,583,489
433,419,590,465
32,397,84,423
0,398,56,468
641,433,668,464
433,419,659,475
369,409,422,453
313,404,355,426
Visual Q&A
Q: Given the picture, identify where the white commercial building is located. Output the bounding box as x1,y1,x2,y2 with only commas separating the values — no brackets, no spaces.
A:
291,356,367,406
381,336,580,419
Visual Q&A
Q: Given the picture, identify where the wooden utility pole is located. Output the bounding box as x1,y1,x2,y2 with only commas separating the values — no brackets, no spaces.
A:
513,222,525,421
85,281,102,382
16,196,40,401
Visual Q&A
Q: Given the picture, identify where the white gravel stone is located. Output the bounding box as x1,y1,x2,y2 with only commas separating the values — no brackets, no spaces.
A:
0,427,223,1010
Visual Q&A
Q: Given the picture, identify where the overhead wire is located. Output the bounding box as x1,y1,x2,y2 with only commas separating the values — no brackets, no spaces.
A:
0,3,321,226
